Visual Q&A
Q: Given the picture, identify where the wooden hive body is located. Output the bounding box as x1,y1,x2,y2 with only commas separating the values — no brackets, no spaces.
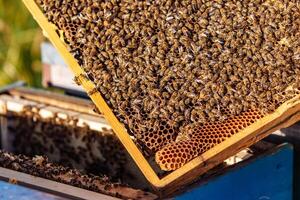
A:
23,0,300,195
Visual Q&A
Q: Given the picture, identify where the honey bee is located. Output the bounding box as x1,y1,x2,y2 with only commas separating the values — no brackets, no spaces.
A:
87,87,99,96
73,75,82,86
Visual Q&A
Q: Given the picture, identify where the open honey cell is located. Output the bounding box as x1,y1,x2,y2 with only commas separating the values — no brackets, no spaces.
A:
23,0,300,194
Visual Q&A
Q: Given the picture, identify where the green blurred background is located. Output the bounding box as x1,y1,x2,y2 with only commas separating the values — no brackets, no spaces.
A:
0,0,43,87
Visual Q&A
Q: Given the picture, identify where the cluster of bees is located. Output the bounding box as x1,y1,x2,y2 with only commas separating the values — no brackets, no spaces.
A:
0,151,155,199
36,0,300,161
6,108,127,180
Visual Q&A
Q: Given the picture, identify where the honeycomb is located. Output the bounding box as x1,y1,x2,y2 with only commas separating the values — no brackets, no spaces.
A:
155,89,300,171
156,109,264,170
34,0,300,172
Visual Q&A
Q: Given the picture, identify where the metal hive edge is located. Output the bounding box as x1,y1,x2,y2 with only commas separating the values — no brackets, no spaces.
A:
22,0,300,195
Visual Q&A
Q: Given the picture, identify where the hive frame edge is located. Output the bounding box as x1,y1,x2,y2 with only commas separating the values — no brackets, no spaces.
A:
157,95,300,194
22,0,161,187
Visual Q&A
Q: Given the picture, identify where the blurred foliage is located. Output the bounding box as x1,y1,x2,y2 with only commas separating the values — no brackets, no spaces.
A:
0,1,43,87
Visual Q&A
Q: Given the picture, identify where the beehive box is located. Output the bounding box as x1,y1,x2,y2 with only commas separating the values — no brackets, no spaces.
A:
0,87,160,199
23,0,300,195
0,87,150,188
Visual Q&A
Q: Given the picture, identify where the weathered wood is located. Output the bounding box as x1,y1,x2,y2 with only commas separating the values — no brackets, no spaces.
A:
0,167,119,200
9,87,98,116
0,94,111,132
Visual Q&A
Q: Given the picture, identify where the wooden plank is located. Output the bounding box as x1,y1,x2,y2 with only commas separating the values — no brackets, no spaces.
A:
0,94,41,113
0,95,112,133
0,167,119,200
77,113,111,132
9,87,99,116
0,81,26,94
39,106,80,119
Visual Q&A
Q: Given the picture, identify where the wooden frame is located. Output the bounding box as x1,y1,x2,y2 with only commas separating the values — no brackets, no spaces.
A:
0,167,119,200
23,0,300,194
7,86,100,116
0,94,111,132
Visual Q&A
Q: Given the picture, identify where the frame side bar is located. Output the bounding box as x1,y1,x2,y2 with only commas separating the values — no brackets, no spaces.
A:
22,0,160,185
